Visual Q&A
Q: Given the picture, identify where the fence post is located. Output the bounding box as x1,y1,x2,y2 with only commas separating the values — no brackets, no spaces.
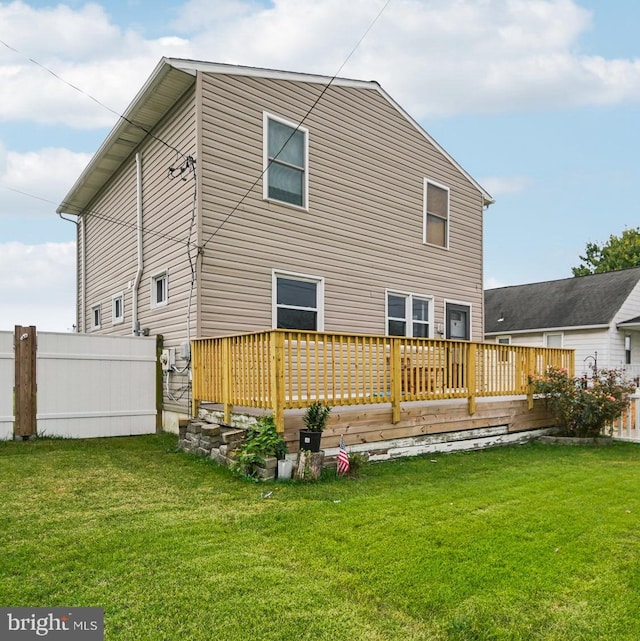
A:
221,337,233,425
270,331,285,433
467,343,477,415
155,335,164,432
390,338,401,424
14,325,37,439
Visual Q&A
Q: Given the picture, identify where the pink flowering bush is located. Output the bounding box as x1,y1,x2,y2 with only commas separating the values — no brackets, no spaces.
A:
529,367,635,438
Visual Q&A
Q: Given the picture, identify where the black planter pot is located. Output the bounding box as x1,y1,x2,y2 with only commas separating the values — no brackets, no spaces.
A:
299,430,322,453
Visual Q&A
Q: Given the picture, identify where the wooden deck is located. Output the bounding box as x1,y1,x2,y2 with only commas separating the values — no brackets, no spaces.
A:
192,330,574,433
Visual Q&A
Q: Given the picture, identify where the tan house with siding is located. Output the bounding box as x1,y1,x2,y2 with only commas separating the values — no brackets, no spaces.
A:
58,57,493,427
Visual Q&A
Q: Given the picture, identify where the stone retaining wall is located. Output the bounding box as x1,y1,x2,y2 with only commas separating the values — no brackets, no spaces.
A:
178,419,278,480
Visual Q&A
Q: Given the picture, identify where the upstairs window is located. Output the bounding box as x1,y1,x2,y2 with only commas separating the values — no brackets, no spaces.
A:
386,292,433,338
423,179,449,248
264,113,308,208
273,271,323,331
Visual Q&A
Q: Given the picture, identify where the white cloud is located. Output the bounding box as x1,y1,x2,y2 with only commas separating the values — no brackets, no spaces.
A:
0,147,92,220
484,276,507,290
0,1,192,128
480,176,533,197
0,241,76,332
177,0,640,119
2,0,640,128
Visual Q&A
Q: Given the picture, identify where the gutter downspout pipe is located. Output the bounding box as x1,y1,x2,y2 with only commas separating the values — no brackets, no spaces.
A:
132,153,143,335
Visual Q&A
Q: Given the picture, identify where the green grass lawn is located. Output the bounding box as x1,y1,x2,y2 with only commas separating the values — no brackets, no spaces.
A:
1,435,639,640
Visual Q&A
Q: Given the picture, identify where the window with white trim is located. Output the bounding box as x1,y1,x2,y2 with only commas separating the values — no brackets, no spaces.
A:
545,333,563,348
91,304,101,330
264,113,308,208
151,271,168,308
386,292,433,337
273,272,323,331
112,293,124,325
423,179,449,248
497,336,511,362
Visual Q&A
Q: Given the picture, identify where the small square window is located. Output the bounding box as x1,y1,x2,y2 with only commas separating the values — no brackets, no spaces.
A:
152,272,168,308
112,293,124,324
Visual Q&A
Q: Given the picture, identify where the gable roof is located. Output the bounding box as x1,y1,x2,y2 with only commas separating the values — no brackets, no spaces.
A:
484,267,640,334
57,57,493,216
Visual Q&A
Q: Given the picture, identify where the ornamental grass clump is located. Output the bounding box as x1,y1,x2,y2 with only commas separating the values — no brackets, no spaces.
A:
530,366,635,437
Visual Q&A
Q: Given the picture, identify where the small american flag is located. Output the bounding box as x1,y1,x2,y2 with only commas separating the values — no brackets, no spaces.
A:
337,435,350,476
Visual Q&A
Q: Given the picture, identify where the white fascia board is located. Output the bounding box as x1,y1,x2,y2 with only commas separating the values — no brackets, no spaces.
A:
372,84,494,206
165,58,375,90
485,324,610,336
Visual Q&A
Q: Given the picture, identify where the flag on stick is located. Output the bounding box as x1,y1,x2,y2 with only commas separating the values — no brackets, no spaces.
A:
337,435,350,476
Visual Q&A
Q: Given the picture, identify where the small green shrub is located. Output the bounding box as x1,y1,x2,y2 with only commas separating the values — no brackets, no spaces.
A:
303,401,332,432
347,451,369,477
230,415,287,479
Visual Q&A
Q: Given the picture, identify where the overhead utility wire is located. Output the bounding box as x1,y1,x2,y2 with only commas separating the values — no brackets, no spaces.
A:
0,38,186,159
199,0,393,251
2,185,194,248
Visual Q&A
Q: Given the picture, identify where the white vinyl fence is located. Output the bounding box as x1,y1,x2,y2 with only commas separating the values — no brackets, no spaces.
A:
2,329,158,439
611,391,640,442
0,332,13,439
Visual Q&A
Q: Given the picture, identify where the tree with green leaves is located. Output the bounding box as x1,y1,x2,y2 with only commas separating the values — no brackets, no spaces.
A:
572,227,640,276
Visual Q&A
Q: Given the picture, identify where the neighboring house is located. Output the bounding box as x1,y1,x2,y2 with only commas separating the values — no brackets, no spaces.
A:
58,57,493,425
485,267,640,381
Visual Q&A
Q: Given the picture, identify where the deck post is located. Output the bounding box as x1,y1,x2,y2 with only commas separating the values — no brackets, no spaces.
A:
526,350,536,410
270,331,285,433
390,338,401,424
222,337,233,424
467,342,477,415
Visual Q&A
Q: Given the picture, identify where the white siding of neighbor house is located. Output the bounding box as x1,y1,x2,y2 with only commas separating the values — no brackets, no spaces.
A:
80,87,197,413
612,281,640,379
504,329,609,376
196,73,485,341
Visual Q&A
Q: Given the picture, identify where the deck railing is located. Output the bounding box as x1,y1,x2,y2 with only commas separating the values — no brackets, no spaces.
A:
191,329,575,432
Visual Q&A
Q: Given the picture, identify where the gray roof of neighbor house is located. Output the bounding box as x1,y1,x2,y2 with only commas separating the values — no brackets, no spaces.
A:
57,57,493,215
484,267,640,334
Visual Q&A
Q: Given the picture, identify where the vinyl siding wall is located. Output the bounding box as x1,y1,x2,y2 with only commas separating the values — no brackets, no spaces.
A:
197,73,484,340
503,330,607,376
612,282,640,378
80,87,197,411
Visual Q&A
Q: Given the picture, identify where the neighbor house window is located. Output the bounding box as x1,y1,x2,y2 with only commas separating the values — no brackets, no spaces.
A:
544,333,563,348
91,304,101,330
151,271,168,308
264,113,308,208
497,336,511,362
386,291,433,337
273,271,323,331
423,179,449,248
112,293,124,325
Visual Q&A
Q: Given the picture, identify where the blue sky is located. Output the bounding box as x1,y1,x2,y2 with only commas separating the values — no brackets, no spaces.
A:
1,0,640,330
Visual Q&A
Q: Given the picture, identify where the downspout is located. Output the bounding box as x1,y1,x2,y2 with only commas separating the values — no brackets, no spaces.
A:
132,152,143,335
58,212,82,332
80,216,86,332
